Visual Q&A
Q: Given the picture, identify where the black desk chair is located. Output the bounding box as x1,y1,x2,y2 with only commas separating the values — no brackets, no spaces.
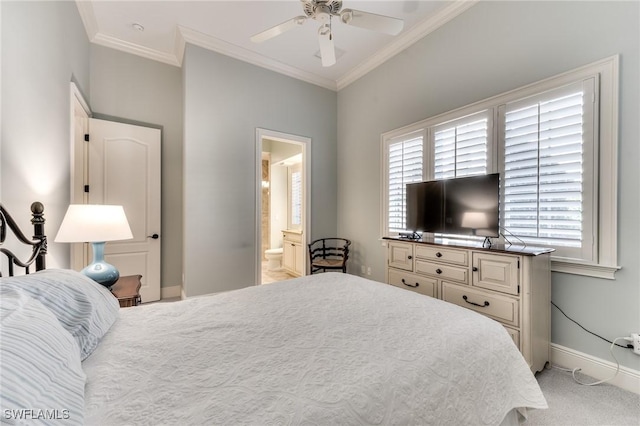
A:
308,238,351,274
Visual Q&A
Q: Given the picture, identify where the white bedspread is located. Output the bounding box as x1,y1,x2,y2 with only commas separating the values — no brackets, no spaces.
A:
83,273,546,425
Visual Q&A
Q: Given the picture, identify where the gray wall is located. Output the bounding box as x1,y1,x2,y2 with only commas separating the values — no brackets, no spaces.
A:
1,1,90,267
183,45,337,297
337,1,640,370
89,45,183,289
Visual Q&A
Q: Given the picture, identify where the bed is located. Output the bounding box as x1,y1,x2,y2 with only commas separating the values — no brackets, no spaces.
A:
0,203,547,425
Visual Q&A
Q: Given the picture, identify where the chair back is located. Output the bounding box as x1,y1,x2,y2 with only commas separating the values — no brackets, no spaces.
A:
307,238,351,274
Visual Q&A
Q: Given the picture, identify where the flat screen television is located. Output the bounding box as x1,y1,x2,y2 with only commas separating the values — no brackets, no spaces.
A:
406,173,500,237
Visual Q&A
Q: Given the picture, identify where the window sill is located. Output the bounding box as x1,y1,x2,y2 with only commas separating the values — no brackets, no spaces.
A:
551,258,620,280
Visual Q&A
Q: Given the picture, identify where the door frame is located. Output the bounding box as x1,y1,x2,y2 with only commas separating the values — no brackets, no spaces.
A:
255,128,311,285
69,82,92,270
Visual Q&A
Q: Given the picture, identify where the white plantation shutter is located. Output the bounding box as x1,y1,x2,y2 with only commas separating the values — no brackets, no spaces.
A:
383,60,616,275
434,113,489,180
291,170,302,226
387,133,424,232
502,80,595,259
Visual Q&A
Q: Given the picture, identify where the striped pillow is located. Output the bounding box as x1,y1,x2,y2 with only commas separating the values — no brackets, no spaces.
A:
0,269,120,360
0,288,85,425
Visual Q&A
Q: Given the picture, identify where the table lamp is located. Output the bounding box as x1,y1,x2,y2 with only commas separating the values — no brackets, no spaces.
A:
55,204,133,287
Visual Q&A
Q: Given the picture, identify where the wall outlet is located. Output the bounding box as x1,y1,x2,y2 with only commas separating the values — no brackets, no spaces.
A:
367,266,372,276
361,265,366,275
632,333,640,356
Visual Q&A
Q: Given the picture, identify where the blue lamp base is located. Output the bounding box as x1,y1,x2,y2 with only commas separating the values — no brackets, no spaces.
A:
81,242,120,288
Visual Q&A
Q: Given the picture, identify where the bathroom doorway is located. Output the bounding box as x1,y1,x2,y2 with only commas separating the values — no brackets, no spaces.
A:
255,129,310,285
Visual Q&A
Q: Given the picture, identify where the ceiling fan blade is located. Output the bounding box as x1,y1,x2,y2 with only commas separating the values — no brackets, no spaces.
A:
250,16,307,43
339,9,404,35
318,25,336,67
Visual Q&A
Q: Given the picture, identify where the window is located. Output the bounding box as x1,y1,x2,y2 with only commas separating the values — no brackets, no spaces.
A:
433,112,490,179
382,56,619,278
386,131,424,233
500,81,595,261
288,164,302,229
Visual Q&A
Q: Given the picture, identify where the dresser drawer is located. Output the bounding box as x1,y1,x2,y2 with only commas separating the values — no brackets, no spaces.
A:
415,245,468,266
415,260,468,284
441,282,519,326
388,269,437,298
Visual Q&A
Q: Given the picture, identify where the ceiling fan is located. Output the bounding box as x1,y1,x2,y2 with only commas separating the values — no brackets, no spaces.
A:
250,0,404,67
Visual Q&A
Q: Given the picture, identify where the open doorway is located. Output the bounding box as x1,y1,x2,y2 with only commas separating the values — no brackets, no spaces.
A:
255,129,310,285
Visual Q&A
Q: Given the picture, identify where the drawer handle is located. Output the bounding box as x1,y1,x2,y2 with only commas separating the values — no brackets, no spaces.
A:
435,268,442,274
463,295,490,307
407,255,413,260
472,267,478,272
401,278,419,288
436,252,442,258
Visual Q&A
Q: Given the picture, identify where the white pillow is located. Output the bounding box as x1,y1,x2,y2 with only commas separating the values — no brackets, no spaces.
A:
0,269,120,360
0,288,85,425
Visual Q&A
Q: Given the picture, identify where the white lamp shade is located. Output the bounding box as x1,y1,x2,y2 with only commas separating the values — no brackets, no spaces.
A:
55,204,133,243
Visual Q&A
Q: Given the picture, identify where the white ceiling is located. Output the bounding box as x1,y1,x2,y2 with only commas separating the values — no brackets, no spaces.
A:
77,1,477,91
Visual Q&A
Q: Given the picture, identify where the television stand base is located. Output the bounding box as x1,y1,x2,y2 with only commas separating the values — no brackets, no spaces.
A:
482,236,492,248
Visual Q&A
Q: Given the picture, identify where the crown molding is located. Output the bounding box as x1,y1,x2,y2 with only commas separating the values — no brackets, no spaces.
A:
75,0,476,92
336,0,478,90
178,26,337,91
75,0,99,40
174,26,186,67
75,0,180,67
93,33,181,67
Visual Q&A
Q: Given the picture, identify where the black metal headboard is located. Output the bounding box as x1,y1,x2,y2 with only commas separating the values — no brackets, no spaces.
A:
0,202,47,277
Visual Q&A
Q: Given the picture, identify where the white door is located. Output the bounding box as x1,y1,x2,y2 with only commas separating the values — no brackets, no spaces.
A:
88,118,161,303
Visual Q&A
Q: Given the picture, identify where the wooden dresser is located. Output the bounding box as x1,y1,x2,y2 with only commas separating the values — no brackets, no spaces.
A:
385,237,552,373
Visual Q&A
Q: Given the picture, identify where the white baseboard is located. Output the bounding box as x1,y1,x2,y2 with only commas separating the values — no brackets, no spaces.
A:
550,343,640,394
161,285,182,300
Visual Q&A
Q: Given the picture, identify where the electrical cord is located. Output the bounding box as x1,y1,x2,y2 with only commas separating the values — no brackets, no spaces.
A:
550,301,635,386
499,226,526,248
551,337,626,386
551,301,632,348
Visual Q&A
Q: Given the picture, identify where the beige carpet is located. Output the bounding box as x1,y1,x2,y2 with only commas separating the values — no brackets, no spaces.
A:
527,366,639,425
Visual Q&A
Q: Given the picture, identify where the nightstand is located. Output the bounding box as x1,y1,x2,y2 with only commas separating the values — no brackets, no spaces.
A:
111,275,142,307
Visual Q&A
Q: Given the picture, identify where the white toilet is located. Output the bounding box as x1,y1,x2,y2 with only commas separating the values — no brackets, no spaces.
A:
265,248,283,271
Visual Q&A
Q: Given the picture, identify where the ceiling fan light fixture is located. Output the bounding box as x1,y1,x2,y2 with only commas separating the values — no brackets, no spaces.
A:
250,0,403,65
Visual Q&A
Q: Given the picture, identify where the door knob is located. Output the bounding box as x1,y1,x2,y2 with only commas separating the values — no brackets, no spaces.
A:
147,233,159,239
